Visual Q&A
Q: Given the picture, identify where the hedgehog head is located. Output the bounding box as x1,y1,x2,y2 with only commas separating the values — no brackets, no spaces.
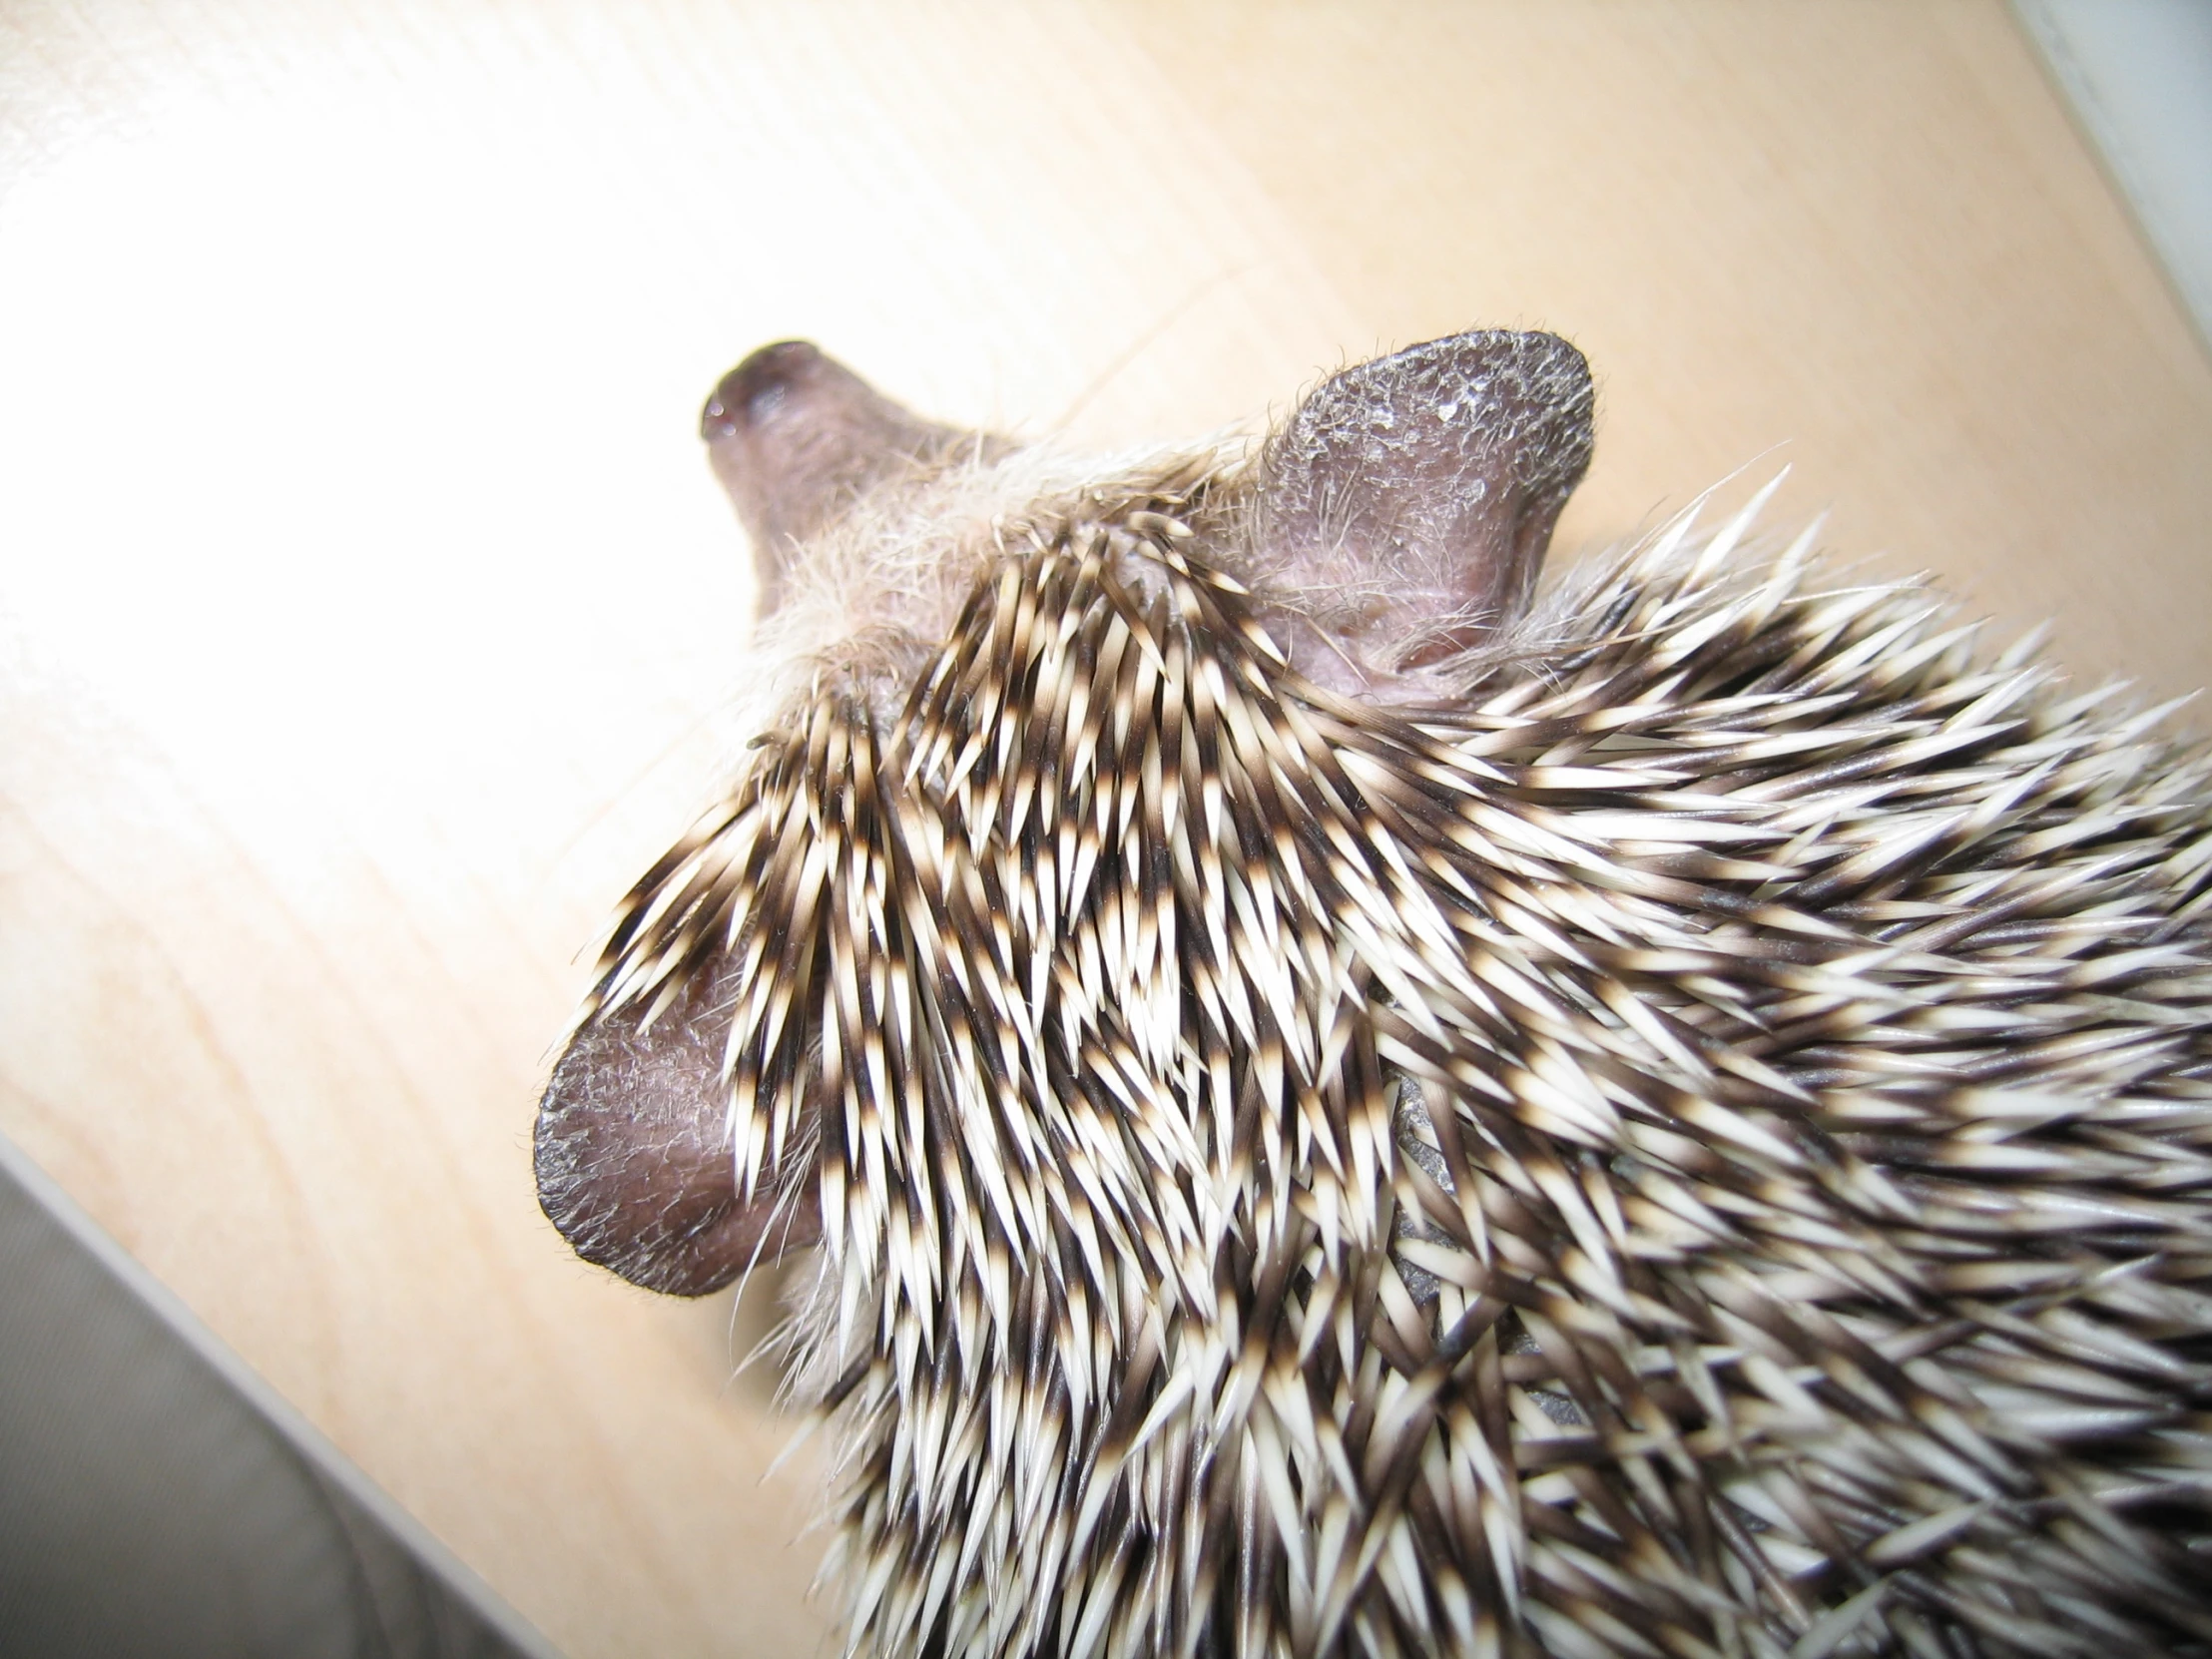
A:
535,329,1597,1300
533,334,2212,1659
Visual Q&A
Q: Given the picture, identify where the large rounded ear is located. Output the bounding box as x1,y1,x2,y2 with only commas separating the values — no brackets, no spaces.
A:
533,961,820,1298
701,341,970,615
1253,329,1594,695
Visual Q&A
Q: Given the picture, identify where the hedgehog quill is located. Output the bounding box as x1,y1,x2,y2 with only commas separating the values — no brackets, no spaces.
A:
535,332,2212,1659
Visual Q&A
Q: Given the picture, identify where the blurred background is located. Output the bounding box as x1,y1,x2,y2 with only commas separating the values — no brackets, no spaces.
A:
1,2,2207,1655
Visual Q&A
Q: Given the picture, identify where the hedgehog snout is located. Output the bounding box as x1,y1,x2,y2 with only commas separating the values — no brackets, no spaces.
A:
700,339,822,443
702,339,975,617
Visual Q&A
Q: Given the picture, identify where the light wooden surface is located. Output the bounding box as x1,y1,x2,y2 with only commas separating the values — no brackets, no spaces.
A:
2,3,2207,1655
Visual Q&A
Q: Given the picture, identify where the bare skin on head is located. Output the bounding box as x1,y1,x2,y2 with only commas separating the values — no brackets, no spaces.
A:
700,339,975,615
534,329,1597,1298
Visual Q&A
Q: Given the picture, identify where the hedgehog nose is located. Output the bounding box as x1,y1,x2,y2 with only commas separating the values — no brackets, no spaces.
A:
701,340,825,441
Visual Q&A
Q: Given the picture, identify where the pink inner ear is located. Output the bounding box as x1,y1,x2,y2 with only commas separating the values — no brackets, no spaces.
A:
1253,329,1594,695
533,965,820,1298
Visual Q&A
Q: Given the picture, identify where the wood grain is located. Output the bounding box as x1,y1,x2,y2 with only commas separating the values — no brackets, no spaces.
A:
1,2,2206,1655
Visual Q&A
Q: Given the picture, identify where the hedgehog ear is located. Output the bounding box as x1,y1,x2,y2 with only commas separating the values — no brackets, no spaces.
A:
533,964,820,1298
1254,329,1594,693
701,341,967,615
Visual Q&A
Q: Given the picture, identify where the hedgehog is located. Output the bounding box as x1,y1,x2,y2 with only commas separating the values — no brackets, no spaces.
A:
534,331,2212,1659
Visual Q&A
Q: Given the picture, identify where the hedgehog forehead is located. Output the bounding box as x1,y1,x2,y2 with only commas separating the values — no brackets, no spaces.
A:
747,439,1246,728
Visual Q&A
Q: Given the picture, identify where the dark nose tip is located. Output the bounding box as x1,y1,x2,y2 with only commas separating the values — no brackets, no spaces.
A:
701,339,825,441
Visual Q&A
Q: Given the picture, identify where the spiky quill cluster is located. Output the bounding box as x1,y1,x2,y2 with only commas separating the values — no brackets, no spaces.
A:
583,457,2212,1659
